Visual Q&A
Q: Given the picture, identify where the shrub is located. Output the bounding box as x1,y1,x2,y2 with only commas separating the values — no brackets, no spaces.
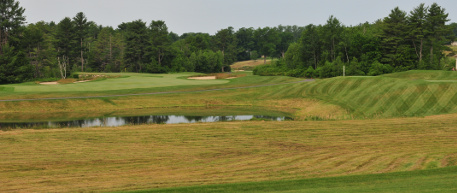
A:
70,73,79,79
304,66,316,78
368,61,393,76
319,61,335,78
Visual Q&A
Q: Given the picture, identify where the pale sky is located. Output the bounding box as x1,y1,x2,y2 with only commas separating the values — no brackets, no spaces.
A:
19,0,457,35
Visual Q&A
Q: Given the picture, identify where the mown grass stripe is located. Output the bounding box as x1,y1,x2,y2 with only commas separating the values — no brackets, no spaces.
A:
342,78,380,106
327,78,350,99
424,85,445,116
318,78,337,94
363,80,399,116
412,86,436,116
398,86,423,116
436,84,454,114
355,79,406,117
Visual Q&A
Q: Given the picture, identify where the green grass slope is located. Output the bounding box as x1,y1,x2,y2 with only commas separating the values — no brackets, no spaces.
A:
128,166,457,193
303,71,457,118
382,70,457,80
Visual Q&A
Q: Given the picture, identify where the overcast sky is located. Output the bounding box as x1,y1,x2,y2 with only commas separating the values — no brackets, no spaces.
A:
19,0,457,35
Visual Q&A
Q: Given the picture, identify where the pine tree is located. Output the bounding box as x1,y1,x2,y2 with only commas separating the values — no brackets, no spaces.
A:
55,17,76,75
73,12,89,72
0,0,25,54
380,7,415,70
426,3,450,68
119,20,148,72
408,3,428,63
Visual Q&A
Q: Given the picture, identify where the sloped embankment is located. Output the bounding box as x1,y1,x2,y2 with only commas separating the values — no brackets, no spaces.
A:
302,73,457,118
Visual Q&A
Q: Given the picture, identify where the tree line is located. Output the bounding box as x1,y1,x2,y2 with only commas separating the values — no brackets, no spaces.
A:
255,3,456,78
1,0,456,84
0,0,305,83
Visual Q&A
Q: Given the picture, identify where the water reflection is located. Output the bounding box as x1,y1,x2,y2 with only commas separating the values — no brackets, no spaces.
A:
0,115,292,129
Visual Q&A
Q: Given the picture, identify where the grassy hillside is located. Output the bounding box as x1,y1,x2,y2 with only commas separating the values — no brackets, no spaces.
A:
382,70,457,80
2,114,457,192
302,71,457,118
4,70,457,120
0,72,349,122
3,70,457,192
230,60,272,71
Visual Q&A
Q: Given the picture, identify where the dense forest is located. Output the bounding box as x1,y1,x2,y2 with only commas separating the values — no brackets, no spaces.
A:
0,0,456,84
255,3,457,78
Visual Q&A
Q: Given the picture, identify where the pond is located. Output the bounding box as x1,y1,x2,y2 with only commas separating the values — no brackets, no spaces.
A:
0,114,292,129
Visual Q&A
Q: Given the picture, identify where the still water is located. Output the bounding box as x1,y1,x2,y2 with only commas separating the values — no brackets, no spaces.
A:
0,115,292,129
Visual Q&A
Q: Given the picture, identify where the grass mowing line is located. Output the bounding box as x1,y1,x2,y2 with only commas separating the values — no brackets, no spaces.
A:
0,79,314,102
126,166,457,193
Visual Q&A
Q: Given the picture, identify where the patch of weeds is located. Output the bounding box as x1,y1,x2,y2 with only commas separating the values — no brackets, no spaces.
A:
426,161,439,169
447,157,457,166
57,78,77,84
402,162,414,170
305,116,324,121
100,98,117,105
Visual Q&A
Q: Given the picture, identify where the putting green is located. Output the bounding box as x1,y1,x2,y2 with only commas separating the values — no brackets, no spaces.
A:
5,73,229,93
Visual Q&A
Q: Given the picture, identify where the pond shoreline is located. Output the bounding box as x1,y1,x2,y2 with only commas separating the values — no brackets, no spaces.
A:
0,114,293,130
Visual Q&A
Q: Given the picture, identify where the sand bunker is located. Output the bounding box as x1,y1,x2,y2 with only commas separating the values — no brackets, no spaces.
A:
188,76,217,80
39,82,59,85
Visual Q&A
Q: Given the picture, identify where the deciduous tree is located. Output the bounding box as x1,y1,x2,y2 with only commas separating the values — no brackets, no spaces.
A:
214,27,237,71
149,20,169,68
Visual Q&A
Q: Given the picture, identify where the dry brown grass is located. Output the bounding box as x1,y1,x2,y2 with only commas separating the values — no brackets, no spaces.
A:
264,99,350,120
0,95,346,122
56,78,77,84
231,60,272,70
0,82,349,121
2,114,457,192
